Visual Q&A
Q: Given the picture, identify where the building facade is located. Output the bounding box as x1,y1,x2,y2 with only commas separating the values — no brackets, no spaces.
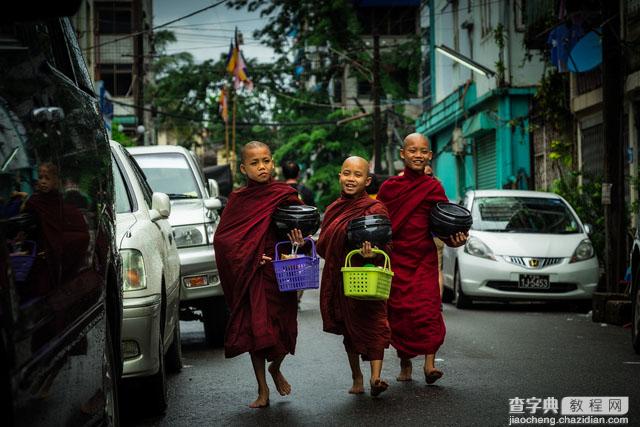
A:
72,0,154,145
416,0,545,201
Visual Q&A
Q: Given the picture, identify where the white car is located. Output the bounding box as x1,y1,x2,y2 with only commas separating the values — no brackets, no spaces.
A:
442,190,599,310
127,145,226,346
111,141,182,413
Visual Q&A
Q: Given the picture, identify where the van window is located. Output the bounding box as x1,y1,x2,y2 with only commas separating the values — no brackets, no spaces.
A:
112,155,132,213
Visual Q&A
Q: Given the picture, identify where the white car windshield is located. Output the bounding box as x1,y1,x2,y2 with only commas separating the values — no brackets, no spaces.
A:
132,153,201,199
471,196,581,234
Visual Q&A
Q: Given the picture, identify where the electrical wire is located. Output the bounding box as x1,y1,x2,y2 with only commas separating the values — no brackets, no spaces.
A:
84,0,228,51
109,98,338,127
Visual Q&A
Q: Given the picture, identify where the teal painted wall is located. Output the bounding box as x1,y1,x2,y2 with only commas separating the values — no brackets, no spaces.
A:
417,87,536,198
496,94,532,188
431,131,458,201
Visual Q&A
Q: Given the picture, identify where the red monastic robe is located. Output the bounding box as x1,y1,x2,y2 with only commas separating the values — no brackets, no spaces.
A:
213,180,301,359
317,193,391,360
376,167,448,358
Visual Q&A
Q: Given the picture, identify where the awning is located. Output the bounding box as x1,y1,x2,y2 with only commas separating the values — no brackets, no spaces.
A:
462,112,496,138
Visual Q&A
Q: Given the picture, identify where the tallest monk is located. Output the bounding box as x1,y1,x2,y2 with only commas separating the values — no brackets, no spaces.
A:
377,133,467,384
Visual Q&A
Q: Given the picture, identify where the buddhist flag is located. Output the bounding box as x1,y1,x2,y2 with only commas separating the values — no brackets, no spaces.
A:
233,50,253,91
218,87,228,123
225,41,237,74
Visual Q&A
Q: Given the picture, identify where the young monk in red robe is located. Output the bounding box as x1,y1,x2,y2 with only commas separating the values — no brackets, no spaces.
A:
213,141,303,408
377,133,467,385
317,156,391,397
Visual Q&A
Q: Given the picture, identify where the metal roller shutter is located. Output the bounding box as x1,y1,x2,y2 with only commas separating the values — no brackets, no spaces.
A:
476,133,497,189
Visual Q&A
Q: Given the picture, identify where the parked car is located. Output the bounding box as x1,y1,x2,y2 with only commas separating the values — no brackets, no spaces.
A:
442,190,599,310
127,146,226,345
629,229,640,354
0,14,122,426
110,141,181,412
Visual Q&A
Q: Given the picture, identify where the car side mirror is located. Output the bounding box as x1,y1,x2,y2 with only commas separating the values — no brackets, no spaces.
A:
583,223,593,235
204,197,222,210
150,192,171,221
208,179,219,198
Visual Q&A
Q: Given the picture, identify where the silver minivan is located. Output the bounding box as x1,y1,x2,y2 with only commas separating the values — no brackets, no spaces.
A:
128,146,227,345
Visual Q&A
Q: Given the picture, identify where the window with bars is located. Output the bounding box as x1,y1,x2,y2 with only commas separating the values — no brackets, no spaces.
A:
99,63,132,96
480,0,492,38
96,2,132,35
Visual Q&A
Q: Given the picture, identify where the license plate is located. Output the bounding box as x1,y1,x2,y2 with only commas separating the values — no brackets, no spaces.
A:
518,274,550,289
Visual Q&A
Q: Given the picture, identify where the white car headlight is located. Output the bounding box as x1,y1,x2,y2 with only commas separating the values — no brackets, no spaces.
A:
464,236,496,260
570,239,594,263
173,225,205,248
121,249,147,291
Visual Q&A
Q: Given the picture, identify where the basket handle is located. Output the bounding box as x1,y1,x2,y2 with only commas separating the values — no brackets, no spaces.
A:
275,237,316,261
344,248,391,271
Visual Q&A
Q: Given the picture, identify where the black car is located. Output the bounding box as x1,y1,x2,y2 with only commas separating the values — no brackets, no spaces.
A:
0,12,122,427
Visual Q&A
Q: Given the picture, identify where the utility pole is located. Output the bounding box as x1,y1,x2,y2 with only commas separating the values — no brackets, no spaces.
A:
601,0,625,293
372,29,382,174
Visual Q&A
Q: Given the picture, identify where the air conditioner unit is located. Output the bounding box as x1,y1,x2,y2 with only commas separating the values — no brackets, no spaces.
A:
451,127,466,155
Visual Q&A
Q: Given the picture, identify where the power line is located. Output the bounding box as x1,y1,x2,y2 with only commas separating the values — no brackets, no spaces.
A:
110,99,338,127
84,0,228,52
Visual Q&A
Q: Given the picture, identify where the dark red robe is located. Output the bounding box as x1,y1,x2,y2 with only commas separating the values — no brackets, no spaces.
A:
213,180,301,360
317,193,391,361
376,167,448,358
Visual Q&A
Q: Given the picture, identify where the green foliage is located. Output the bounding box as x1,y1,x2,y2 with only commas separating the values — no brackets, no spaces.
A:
534,70,572,138
550,172,604,263
111,126,136,147
273,108,372,210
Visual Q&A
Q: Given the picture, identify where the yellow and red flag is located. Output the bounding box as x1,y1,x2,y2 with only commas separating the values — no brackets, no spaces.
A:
218,87,228,123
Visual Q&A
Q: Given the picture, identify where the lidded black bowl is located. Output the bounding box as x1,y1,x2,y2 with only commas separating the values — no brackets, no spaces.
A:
346,214,392,248
429,202,472,239
273,205,320,239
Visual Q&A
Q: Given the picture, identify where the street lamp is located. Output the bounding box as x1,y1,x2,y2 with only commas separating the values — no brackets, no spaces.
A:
435,44,496,78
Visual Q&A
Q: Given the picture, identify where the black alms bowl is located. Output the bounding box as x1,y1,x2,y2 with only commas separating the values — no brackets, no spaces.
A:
430,202,472,239
347,215,392,248
273,205,320,239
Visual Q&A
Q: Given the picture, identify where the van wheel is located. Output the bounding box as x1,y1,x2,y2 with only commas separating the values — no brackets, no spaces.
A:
165,320,183,373
103,323,120,426
203,297,228,348
146,336,167,413
454,265,472,309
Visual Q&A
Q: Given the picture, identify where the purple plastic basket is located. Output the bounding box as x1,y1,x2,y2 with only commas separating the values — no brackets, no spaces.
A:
10,240,36,282
273,237,320,292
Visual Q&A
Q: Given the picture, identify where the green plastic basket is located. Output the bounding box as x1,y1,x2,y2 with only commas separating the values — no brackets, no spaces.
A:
341,249,394,300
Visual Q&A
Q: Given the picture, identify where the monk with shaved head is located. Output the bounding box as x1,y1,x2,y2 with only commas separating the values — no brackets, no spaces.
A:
317,156,392,397
377,133,467,385
214,141,304,408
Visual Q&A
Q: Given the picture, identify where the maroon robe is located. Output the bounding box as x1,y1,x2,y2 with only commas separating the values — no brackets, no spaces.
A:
376,167,448,358
317,193,391,360
213,180,301,359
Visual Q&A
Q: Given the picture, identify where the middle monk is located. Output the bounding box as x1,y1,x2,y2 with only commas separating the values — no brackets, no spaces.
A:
317,156,391,397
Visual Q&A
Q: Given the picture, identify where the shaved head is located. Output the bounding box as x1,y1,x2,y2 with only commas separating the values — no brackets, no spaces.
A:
339,156,371,197
342,156,369,172
241,140,271,163
403,133,430,150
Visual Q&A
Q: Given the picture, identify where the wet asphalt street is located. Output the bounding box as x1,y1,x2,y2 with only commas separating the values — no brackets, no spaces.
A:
122,289,640,427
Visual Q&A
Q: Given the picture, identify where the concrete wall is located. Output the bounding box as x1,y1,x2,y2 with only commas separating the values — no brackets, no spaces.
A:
432,0,544,103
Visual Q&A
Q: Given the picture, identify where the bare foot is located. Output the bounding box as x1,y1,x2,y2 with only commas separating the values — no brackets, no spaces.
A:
424,369,443,385
396,359,412,381
268,363,292,396
249,395,270,408
370,378,389,397
349,375,365,394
